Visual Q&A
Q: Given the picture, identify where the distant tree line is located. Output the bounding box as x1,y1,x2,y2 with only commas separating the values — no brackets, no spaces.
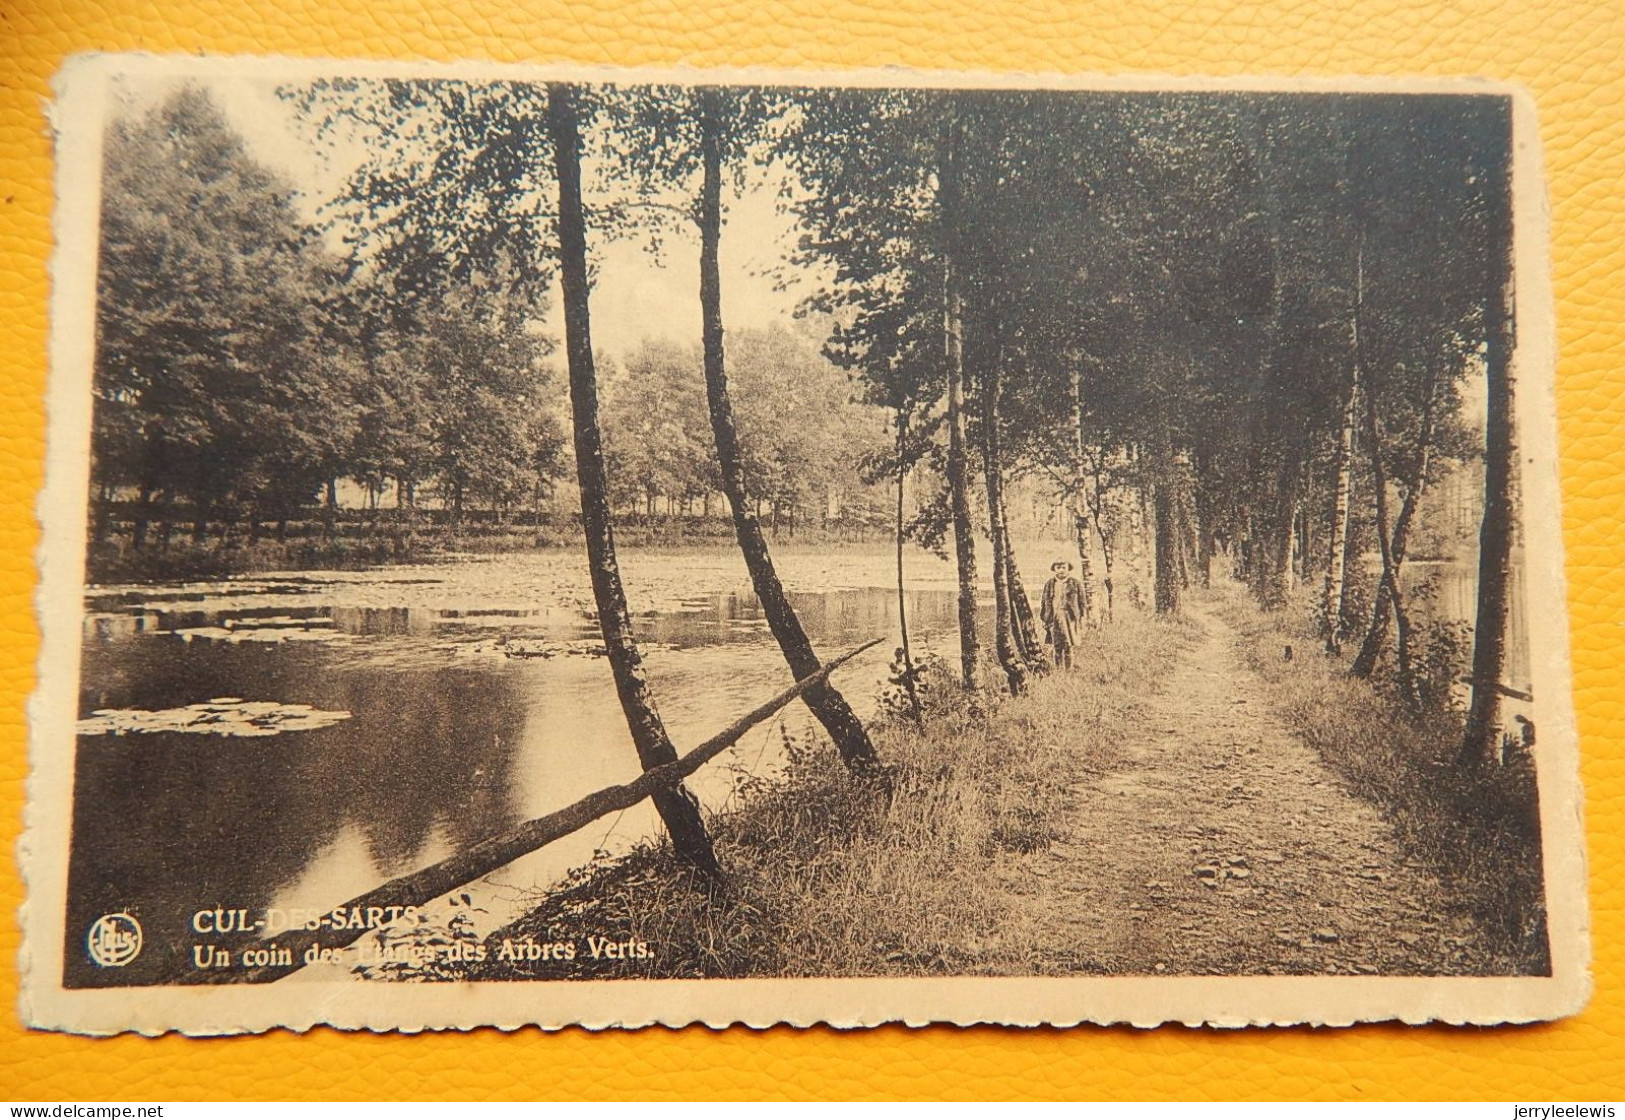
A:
90,88,885,550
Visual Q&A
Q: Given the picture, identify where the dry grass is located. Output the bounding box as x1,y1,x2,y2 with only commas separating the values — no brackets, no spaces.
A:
1207,581,1550,974
460,610,1194,981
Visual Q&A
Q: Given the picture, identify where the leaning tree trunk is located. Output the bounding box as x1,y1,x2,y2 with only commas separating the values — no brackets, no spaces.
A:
980,348,1027,696
1461,109,1520,767
1003,518,1049,675
940,123,982,691
1355,390,1419,710
1352,379,1438,679
697,90,878,773
548,83,719,875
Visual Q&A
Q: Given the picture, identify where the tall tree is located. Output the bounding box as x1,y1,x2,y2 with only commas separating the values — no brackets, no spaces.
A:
938,113,985,688
1068,363,1097,623
1322,230,1363,653
600,84,882,770
1460,98,1519,767
1341,98,1496,687
294,76,721,868
978,338,1028,695
693,87,878,771
547,84,720,870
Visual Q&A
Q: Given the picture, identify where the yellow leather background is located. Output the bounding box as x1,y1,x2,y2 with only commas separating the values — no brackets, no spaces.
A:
2,0,1622,1101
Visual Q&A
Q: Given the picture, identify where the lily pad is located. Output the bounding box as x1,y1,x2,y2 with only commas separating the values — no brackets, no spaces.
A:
77,700,353,738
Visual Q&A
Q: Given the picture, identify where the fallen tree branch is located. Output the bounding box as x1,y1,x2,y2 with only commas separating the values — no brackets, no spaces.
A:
173,636,884,985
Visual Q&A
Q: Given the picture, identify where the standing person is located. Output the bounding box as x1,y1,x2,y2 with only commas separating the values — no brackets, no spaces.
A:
1040,559,1087,670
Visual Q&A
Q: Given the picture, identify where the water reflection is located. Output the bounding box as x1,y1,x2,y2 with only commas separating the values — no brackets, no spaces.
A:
65,555,959,988
1404,557,1530,687
66,640,531,988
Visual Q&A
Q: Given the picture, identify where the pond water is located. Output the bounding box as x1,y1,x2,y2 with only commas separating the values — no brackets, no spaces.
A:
1401,555,1532,695
66,543,1003,987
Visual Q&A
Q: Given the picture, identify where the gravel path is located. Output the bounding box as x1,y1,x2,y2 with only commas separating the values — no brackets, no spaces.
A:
1020,594,1494,976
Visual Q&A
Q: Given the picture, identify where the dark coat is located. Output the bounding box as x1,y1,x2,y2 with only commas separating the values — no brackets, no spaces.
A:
1040,573,1087,650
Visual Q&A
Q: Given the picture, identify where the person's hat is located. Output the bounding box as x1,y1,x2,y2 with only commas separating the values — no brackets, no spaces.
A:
1051,559,1074,571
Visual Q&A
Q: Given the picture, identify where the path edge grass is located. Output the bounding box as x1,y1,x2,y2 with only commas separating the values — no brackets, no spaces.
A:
429,611,1198,981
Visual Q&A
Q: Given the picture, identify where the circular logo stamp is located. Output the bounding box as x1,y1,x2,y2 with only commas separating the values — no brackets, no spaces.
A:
86,912,143,967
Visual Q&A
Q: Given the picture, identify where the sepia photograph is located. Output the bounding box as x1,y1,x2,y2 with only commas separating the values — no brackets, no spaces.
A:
24,55,1585,1033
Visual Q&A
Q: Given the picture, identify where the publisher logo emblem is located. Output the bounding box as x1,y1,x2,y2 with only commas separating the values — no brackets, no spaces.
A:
86,913,142,967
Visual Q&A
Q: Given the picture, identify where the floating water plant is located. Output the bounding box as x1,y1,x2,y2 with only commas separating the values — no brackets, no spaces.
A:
77,699,353,738
164,616,348,645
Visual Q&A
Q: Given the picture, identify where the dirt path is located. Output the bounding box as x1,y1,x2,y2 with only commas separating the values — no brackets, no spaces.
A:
1019,594,1490,976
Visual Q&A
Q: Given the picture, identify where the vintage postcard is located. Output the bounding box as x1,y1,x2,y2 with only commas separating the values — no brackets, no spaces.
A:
24,53,1587,1034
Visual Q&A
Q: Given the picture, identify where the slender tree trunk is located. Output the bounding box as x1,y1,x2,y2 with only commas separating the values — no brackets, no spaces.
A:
1071,499,1095,620
1325,235,1364,652
1461,111,1519,767
696,90,878,773
1356,391,1419,709
548,83,719,874
1256,478,1297,611
321,476,338,539
1152,424,1181,616
1087,464,1116,622
938,125,982,691
1294,504,1309,585
1251,106,1295,614
1352,383,1438,678
896,410,923,725
1069,366,1095,623
1153,481,1180,615
980,347,1026,696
